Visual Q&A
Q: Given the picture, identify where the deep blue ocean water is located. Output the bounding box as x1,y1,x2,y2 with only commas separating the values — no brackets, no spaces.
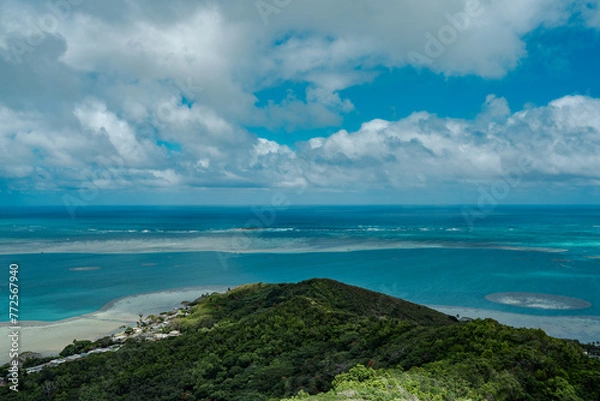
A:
1,205,599,321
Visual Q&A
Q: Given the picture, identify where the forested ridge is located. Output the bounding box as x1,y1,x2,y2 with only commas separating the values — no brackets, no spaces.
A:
2,278,600,400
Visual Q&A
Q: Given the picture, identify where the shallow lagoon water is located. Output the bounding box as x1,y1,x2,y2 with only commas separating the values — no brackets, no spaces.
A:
1,206,599,321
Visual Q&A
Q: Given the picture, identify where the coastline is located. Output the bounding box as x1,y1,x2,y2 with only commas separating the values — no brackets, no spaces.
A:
0,286,228,365
2,286,599,366
429,305,600,344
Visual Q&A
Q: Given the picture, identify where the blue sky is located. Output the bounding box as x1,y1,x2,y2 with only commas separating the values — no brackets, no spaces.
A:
1,0,600,205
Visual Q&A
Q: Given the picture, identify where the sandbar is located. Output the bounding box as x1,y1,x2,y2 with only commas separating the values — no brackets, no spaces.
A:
0,286,228,365
429,305,600,344
485,292,591,310
3,288,598,366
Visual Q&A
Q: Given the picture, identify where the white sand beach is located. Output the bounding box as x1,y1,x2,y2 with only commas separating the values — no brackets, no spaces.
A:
429,305,600,344
0,286,228,365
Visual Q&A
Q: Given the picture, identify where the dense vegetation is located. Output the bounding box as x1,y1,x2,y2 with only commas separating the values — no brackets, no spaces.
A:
2,278,600,400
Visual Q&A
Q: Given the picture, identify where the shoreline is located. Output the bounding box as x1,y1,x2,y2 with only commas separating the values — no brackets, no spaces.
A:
2,286,599,366
428,305,600,344
0,286,229,365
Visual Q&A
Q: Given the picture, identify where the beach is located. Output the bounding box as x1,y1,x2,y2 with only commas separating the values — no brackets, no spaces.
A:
0,286,228,365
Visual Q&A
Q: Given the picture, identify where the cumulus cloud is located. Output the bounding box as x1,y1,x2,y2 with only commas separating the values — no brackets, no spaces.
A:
3,93,600,194
580,0,600,28
253,0,572,78
296,95,600,189
1,0,580,127
0,0,599,200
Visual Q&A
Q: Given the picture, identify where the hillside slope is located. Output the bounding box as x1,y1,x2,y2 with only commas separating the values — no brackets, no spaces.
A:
2,279,599,400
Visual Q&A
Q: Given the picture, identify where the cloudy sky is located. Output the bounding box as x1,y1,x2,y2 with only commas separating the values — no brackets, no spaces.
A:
1,0,600,205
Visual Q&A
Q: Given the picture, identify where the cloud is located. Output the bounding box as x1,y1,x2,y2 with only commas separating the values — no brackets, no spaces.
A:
74,99,158,165
2,86,600,195
0,0,600,201
296,95,600,189
580,0,600,28
1,0,580,128
252,0,573,78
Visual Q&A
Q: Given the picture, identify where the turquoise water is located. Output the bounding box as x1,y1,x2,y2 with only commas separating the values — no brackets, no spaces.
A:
1,206,599,321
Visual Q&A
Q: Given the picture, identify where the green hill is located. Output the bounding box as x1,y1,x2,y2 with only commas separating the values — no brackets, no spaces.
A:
2,279,600,400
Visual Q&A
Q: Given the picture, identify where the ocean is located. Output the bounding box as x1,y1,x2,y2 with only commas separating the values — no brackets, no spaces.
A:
1,205,599,321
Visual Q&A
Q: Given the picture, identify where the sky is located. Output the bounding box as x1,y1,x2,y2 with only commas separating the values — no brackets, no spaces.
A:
1,0,600,205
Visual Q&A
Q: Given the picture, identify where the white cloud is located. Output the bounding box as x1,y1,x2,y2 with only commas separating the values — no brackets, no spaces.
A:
0,0,600,199
580,0,600,28
295,95,600,188
0,0,577,131
2,91,600,194
74,99,155,165
253,0,572,78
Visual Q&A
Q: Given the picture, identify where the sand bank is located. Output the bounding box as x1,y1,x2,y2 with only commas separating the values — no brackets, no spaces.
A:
429,305,600,344
0,286,228,365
